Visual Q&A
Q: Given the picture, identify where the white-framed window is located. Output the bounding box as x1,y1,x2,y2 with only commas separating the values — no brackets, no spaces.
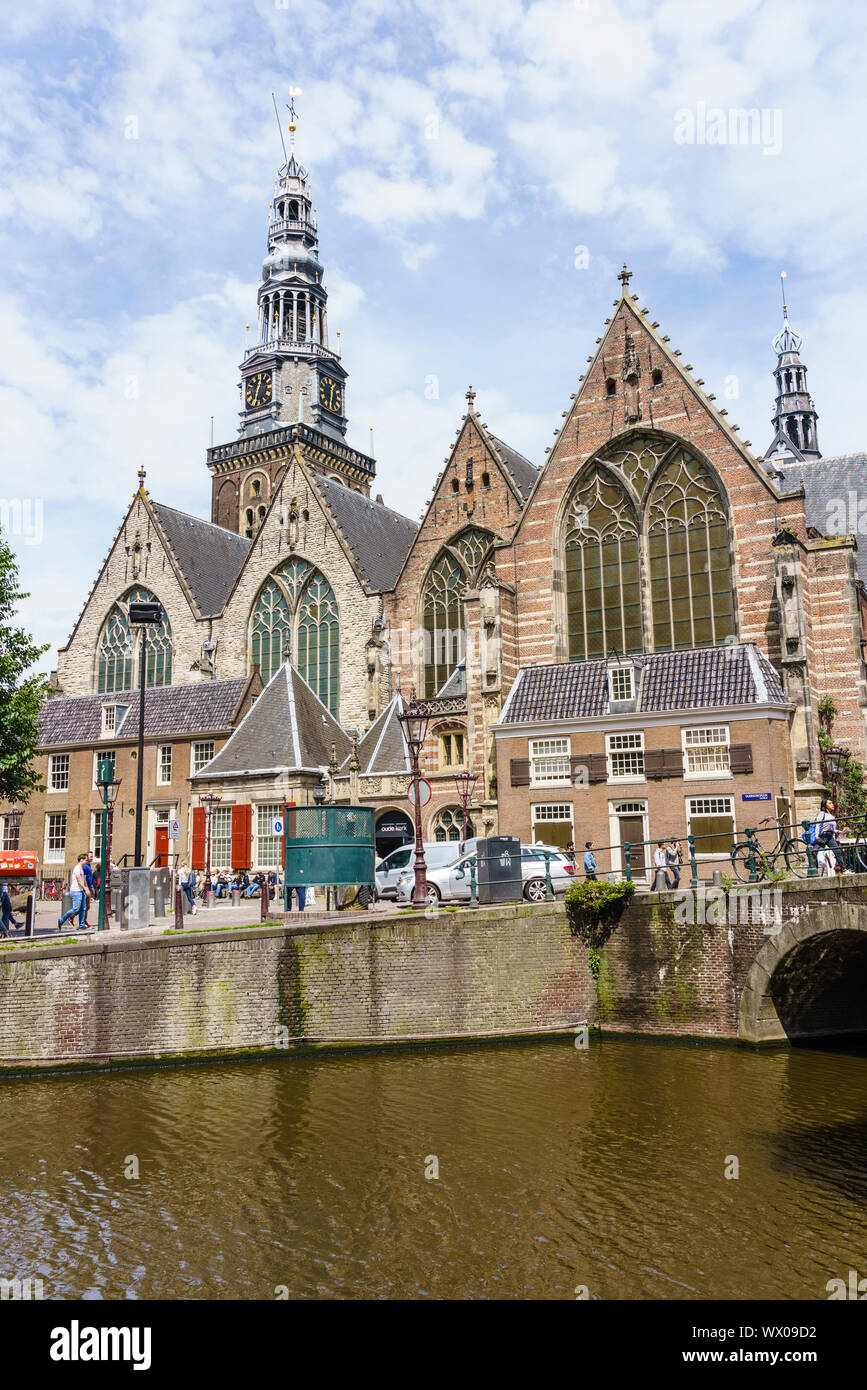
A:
608,666,635,702
211,805,232,868
607,731,645,780
530,737,571,785
682,725,730,777
686,796,736,856
157,745,173,785
531,802,574,850
45,812,67,863
101,704,116,737
91,810,103,863
439,732,465,768
93,749,116,788
256,803,282,869
1,814,21,851
192,741,215,775
48,753,69,792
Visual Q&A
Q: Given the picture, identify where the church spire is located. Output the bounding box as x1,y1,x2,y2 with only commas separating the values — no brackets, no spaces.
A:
238,92,349,446
764,271,820,470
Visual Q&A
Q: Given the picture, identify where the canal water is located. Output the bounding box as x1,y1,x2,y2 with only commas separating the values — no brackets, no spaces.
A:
1,1037,865,1300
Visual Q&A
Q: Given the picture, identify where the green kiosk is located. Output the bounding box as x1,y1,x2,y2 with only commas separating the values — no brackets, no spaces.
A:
282,805,376,911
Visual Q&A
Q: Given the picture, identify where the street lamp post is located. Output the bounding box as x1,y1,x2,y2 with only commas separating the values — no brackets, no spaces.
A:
128,600,164,867
201,793,222,907
96,761,122,932
398,693,431,911
453,769,478,845
822,744,851,814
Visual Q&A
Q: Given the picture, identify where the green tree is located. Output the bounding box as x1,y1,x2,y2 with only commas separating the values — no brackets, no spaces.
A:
0,529,48,804
817,696,867,831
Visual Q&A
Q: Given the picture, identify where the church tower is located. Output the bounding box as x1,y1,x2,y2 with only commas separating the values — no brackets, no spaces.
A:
240,127,348,442
208,107,375,535
764,273,821,469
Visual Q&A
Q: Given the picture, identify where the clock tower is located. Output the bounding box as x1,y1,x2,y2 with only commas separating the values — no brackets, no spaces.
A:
240,138,349,444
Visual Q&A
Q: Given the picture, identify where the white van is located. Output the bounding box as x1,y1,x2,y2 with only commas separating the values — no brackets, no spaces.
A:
375,840,476,899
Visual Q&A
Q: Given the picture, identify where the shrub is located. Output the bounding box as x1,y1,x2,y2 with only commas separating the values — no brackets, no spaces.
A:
565,879,635,977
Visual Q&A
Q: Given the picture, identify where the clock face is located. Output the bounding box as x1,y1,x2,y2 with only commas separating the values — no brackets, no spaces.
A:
318,375,343,415
245,370,273,409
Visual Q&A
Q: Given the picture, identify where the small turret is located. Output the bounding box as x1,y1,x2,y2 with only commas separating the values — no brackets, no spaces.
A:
764,272,821,472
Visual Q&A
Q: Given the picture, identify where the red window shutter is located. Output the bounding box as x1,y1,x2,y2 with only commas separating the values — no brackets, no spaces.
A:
231,804,252,869
191,807,206,871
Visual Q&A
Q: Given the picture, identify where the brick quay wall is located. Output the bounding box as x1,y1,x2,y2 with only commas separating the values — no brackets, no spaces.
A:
0,883,861,1073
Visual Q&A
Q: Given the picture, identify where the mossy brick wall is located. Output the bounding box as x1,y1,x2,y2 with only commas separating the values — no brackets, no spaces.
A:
0,881,862,1070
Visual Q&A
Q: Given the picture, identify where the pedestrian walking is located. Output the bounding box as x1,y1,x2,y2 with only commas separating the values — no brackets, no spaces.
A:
0,885,21,937
583,841,598,881
653,841,668,889
179,863,198,914
814,799,850,874
82,849,95,927
565,840,577,867
58,854,91,931
666,839,683,890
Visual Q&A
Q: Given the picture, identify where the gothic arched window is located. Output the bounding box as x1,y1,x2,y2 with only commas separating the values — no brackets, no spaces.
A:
564,469,641,661
250,561,340,714
432,806,473,842
647,450,734,651
97,587,172,693
421,528,496,696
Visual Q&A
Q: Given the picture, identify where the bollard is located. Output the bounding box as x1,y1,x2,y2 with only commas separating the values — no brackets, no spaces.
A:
260,879,268,922
283,882,290,913
623,843,632,882
801,820,818,877
543,851,554,901
654,867,668,892
153,880,166,917
712,869,724,889
469,855,478,907
60,891,73,921
174,883,185,931
687,834,699,889
746,828,757,883
231,888,241,908
25,891,34,937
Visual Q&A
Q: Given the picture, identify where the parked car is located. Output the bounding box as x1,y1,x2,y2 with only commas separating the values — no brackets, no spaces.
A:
375,840,479,899
395,843,574,904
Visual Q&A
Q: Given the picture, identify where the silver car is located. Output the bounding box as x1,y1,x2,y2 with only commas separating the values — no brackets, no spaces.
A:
395,843,575,904
375,839,479,899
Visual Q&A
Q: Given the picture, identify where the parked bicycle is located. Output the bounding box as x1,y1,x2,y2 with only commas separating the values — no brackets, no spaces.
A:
730,816,809,882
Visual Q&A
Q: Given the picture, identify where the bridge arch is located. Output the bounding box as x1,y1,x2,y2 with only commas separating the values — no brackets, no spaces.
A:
739,903,867,1044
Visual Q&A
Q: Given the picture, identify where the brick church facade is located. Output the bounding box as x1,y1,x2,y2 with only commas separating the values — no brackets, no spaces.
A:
4,138,866,881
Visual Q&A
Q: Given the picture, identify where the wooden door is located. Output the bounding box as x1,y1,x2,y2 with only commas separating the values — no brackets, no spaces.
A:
618,815,646,877
154,826,169,867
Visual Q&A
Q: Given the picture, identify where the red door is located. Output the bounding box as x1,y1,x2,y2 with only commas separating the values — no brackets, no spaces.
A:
155,826,169,866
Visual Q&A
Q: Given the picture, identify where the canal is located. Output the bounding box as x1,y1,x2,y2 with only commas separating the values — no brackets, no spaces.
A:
1,1037,865,1300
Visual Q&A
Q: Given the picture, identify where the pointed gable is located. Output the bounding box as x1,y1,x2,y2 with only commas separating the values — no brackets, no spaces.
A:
150,503,251,616
195,662,351,778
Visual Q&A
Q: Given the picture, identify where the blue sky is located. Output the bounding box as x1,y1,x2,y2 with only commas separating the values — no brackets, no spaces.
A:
2,0,865,672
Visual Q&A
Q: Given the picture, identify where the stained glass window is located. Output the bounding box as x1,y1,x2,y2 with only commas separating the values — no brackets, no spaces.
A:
251,562,340,715
647,451,734,650
423,553,466,697
97,587,172,693
564,469,641,661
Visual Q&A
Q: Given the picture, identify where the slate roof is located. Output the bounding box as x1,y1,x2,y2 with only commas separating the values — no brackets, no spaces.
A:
38,678,249,747
489,436,538,501
194,663,351,778
499,645,788,724
313,477,418,592
435,662,467,698
151,502,251,615
778,454,867,585
339,694,411,776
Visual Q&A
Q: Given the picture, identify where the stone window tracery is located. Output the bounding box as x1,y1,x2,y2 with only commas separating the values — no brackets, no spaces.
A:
564,469,641,661
647,451,734,651
250,561,340,714
97,587,172,693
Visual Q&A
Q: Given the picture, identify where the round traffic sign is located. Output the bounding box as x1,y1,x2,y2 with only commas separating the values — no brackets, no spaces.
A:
407,777,432,808
273,818,284,836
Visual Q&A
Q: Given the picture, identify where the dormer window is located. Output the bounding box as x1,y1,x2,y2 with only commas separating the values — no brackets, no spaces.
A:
102,705,116,736
608,666,635,703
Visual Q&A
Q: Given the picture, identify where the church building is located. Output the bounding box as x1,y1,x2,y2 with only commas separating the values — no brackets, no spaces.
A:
4,130,866,885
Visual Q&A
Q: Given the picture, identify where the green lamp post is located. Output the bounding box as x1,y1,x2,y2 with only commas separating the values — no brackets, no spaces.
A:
97,760,122,932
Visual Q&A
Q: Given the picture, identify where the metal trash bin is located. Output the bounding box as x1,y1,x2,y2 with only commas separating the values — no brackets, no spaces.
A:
476,836,522,905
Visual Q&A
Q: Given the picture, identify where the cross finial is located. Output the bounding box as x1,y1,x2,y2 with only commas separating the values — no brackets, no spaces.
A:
618,263,632,294
466,385,476,410
137,466,147,492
